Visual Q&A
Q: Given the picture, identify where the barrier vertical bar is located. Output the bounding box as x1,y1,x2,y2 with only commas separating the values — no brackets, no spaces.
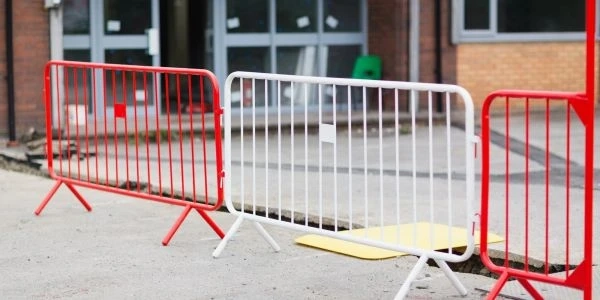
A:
583,0,595,298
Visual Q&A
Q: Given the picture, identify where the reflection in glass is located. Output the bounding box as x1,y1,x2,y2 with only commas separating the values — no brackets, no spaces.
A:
464,0,490,30
104,0,151,35
497,0,584,33
63,50,92,113
228,47,270,107
63,0,90,34
104,50,154,107
326,45,362,108
276,46,319,106
276,0,317,33
226,0,269,33
323,0,361,32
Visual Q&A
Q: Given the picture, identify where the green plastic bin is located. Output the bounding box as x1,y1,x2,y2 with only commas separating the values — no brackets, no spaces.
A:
351,55,382,80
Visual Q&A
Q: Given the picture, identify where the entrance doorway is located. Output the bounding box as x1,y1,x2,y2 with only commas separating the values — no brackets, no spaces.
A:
63,0,160,116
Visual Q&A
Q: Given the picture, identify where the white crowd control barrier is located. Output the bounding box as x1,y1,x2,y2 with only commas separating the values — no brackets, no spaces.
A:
213,71,478,299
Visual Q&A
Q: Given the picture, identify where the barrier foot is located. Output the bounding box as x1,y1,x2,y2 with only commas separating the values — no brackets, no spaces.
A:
517,278,543,300
162,205,193,246
485,271,509,300
35,180,92,215
435,259,468,296
196,209,225,238
395,255,428,300
253,221,280,252
213,215,244,258
65,182,92,212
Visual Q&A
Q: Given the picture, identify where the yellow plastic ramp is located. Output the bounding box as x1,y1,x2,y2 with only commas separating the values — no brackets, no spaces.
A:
295,222,504,260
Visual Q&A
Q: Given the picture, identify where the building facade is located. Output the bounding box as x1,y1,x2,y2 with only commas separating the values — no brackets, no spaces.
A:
0,0,595,138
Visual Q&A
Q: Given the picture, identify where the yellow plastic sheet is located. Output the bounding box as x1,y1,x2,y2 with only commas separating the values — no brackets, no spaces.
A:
295,222,504,260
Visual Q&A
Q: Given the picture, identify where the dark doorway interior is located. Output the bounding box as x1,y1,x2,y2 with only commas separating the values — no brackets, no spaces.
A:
159,0,213,113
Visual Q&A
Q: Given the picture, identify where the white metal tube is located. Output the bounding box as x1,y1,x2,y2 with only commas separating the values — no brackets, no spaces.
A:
318,84,323,229
252,79,256,215
277,80,282,220
396,255,428,300
253,221,281,252
333,85,338,232
240,78,245,213
378,87,384,240
265,79,269,215
347,85,353,231
411,90,417,246
291,82,295,222
428,91,435,249
394,89,400,244
304,83,309,226
435,259,468,296
446,92,453,253
363,86,368,234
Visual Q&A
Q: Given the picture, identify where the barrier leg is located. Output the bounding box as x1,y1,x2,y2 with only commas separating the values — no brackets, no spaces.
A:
252,221,280,252
485,271,509,300
517,278,543,300
162,205,193,246
395,255,428,300
213,214,244,258
64,182,92,212
435,259,468,296
196,209,225,238
35,180,92,215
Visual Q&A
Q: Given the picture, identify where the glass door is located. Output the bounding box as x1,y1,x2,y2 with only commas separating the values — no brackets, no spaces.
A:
99,0,160,116
63,0,160,117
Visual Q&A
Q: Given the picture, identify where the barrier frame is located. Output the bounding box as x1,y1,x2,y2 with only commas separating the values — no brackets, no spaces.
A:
213,71,479,299
480,0,595,298
35,60,226,245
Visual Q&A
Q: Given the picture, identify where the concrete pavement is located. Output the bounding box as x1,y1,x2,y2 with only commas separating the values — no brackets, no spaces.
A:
0,168,499,300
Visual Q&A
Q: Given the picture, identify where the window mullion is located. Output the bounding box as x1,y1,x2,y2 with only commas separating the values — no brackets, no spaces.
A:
490,0,498,35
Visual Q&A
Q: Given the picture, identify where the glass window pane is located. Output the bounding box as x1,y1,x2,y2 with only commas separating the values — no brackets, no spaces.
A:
104,50,154,107
104,0,151,35
326,45,361,78
228,47,270,107
323,0,361,32
63,50,93,113
63,0,90,34
226,0,269,33
325,45,362,107
64,49,90,62
276,46,319,106
276,46,318,76
497,0,584,33
464,0,490,30
277,0,317,33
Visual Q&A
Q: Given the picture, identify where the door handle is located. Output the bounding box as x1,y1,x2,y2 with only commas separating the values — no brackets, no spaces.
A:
146,28,159,56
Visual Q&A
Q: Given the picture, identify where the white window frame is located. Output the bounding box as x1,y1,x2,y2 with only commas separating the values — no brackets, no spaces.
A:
453,0,598,43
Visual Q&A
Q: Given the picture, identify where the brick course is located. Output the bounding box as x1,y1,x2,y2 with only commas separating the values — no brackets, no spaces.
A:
368,0,457,112
0,2,48,137
457,42,599,110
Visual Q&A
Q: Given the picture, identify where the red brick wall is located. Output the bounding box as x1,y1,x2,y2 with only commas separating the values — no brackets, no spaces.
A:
13,2,49,135
0,2,49,137
0,1,7,136
457,42,599,109
368,0,456,111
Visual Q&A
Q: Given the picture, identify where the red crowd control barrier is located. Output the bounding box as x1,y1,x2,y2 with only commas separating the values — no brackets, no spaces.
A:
480,90,593,299
35,60,225,245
